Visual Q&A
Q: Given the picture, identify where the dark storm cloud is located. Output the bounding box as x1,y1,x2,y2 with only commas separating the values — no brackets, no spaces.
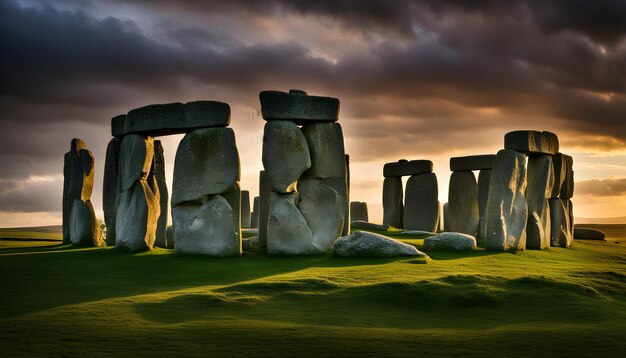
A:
577,178,626,197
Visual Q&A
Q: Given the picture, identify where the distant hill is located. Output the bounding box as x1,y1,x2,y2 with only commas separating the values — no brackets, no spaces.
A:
576,216,626,224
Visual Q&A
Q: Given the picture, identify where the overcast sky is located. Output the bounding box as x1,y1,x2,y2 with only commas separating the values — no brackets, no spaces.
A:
1,0,626,227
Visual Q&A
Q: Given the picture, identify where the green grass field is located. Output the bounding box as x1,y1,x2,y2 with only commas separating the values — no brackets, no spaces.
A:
1,225,625,357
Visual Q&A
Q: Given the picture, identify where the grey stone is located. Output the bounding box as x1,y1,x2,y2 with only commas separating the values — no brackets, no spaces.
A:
258,171,270,254
322,175,349,237
350,202,369,222
526,155,554,250
116,178,160,252
383,160,433,177
560,159,574,199
182,100,230,128
241,190,251,228
171,127,239,207
266,192,316,255
103,138,121,246
403,173,438,232
382,177,403,229
62,139,94,244
504,130,559,155
423,232,477,251
152,141,169,248
260,90,339,123
567,199,574,236
242,228,259,236
242,236,259,252
301,122,346,178
69,199,103,246
342,154,351,236
262,121,311,193
485,149,528,251
172,194,240,256
220,182,242,246
166,226,175,249
551,153,571,198
298,178,345,253
333,231,429,258
111,114,126,138
574,227,606,241
351,221,389,231
251,196,260,228
120,134,154,192
549,199,573,248
125,102,183,136
477,169,491,239
443,202,450,232
450,154,496,171
447,171,479,236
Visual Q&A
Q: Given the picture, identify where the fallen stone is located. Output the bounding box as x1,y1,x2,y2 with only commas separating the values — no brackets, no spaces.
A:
485,149,528,251
171,127,239,207
382,176,403,229
403,173,438,232
574,227,606,241
251,196,260,228
262,121,311,193
152,140,169,248
423,232,477,251
103,138,121,246
111,114,126,138
526,155,554,250
504,130,559,155
242,236,259,252
351,221,389,231
69,199,103,246
549,198,573,248
383,160,433,177
116,178,160,252
241,190,251,228
350,202,369,222
450,154,496,172
477,169,491,239
447,171,479,236
333,231,429,258
298,178,345,253
266,192,316,255
260,89,339,123
551,153,571,198
120,134,154,192
301,122,346,178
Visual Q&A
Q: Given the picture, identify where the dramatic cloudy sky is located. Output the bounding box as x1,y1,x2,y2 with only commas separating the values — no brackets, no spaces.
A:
1,0,626,226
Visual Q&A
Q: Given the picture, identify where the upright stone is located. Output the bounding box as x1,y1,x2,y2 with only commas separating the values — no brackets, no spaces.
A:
62,138,87,244
266,192,315,255
298,178,345,252
551,153,570,198
152,140,168,248
301,123,345,178
251,196,260,228
486,149,528,251
526,155,554,250
560,158,574,199
70,199,102,246
549,198,573,248
383,177,403,228
443,203,450,232
262,121,311,193
258,171,270,254
350,202,369,222
241,190,251,228
103,138,121,246
447,171,479,236
342,154,351,236
403,173,438,232
477,169,491,239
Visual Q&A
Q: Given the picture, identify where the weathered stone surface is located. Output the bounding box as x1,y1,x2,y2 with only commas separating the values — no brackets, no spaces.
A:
404,173,439,232
301,122,345,178
298,178,345,253
171,127,239,207
220,182,242,245
382,177,403,228
258,171,270,254
526,155,554,250
266,192,315,255
350,202,369,222
560,158,574,199
251,196,260,228
549,198,573,248
152,141,169,248
450,154,496,172
486,149,528,251
423,232,477,251
438,202,444,232
166,226,175,249
182,100,230,128
447,171,479,236
477,169,491,239
125,103,183,135
242,236,259,252
69,199,103,246
262,121,311,193
241,190,251,228
111,114,126,138
504,130,559,155
333,231,429,258
342,154,351,236
567,199,574,236
116,178,160,252
383,160,433,177
443,203,450,232
172,194,240,256
260,89,339,123
120,134,154,191
551,153,571,198
322,176,349,236
62,139,94,244
574,227,606,241
103,138,121,246
351,221,389,231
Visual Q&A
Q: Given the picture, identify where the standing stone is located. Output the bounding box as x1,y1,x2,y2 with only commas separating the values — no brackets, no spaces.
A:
69,199,102,246
251,196,260,228
116,178,160,252
63,139,88,244
63,139,97,245
486,149,528,251
526,155,554,250
560,158,574,199
301,123,345,178
166,226,175,249
443,203,450,232
551,153,569,198
549,198,573,248
267,192,315,255
120,134,154,192
262,121,311,193
383,177,403,229
221,182,241,247
438,202,445,232
447,171,479,236
350,202,369,222
103,138,121,246
403,173,438,232
258,171,270,254
342,154,351,236
477,169,491,239
567,199,574,237
153,140,168,248
298,178,345,252
241,190,251,228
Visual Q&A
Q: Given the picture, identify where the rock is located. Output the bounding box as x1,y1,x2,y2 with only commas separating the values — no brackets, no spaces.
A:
182,100,230,128
251,196,260,228
477,169,491,239
62,139,94,244
259,89,340,123
111,114,126,138
447,171,479,236
151,140,169,248
567,199,574,236
350,202,369,222
485,149,528,251
103,138,121,246
504,130,559,155
262,121,311,193
438,202,445,232
549,199,573,248
266,192,316,255
171,127,239,207
166,226,175,249
116,178,160,252
403,173,439,232
220,182,242,243
351,221,389,231
241,190,251,228
69,199,103,246
242,228,259,236
333,231,429,258
526,155,554,250
343,154,351,236
574,227,606,241
172,194,240,256
242,236,259,252
423,232,477,251
443,202,450,232
560,157,574,199
383,160,433,177
382,177,404,229
120,134,154,191
125,102,183,135
322,176,349,233
301,122,346,178
298,178,345,252
450,154,496,171
551,153,571,198
258,171,270,254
